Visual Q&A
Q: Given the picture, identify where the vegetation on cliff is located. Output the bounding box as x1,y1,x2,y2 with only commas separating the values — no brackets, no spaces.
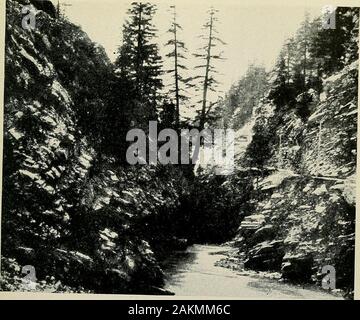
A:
1,1,358,298
206,7,358,297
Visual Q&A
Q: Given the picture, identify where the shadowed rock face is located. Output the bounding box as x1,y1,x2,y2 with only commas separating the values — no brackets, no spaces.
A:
1,0,190,294
281,254,314,283
237,173,355,288
233,58,357,291
244,240,284,272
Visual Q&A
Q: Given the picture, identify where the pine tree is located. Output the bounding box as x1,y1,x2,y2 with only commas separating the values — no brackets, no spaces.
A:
292,12,323,93
193,8,226,130
159,100,176,129
164,5,191,129
309,7,359,76
295,12,311,91
284,38,296,85
115,2,163,127
268,51,295,108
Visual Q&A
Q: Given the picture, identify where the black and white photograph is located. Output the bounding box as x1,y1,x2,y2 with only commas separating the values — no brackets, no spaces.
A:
0,0,359,300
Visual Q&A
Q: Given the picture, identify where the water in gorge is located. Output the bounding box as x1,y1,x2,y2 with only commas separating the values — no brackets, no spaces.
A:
161,244,343,299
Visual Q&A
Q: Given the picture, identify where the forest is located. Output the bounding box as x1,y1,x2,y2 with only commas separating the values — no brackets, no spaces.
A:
0,0,358,298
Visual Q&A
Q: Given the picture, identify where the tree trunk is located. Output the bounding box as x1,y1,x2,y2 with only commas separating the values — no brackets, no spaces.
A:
174,15,180,128
199,12,213,130
136,6,142,97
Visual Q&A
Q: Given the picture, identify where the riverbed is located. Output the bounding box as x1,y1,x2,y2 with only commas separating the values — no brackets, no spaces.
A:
161,244,342,299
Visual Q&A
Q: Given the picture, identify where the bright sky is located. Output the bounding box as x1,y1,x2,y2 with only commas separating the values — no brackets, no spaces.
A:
51,0,324,112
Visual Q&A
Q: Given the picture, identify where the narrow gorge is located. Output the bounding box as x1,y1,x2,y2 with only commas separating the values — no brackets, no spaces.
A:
1,0,358,299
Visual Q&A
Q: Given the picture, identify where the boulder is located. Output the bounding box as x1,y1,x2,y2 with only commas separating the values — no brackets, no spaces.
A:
281,254,314,283
244,240,284,271
248,224,276,246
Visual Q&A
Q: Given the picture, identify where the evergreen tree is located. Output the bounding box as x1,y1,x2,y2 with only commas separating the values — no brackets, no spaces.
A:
164,5,191,129
159,100,176,129
268,52,295,108
309,7,359,76
193,8,226,130
115,2,163,128
294,12,311,91
284,38,296,85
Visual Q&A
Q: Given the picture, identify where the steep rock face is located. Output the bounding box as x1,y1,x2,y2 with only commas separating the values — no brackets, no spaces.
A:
235,61,357,293
270,61,358,177
1,0,185,293
239,174,355,286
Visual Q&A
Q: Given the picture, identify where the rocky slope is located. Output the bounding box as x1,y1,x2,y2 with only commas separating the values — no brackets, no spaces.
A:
232,58,357,296
1,0,189,293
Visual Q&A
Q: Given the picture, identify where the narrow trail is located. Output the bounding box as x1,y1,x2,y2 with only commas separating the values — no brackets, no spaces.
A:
162,244,342,299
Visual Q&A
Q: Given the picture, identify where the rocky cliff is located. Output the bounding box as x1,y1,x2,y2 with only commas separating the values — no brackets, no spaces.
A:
1,0,188,293
233,58,357,296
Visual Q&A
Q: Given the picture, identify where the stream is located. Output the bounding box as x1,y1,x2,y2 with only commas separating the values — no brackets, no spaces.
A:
161,244,342,299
